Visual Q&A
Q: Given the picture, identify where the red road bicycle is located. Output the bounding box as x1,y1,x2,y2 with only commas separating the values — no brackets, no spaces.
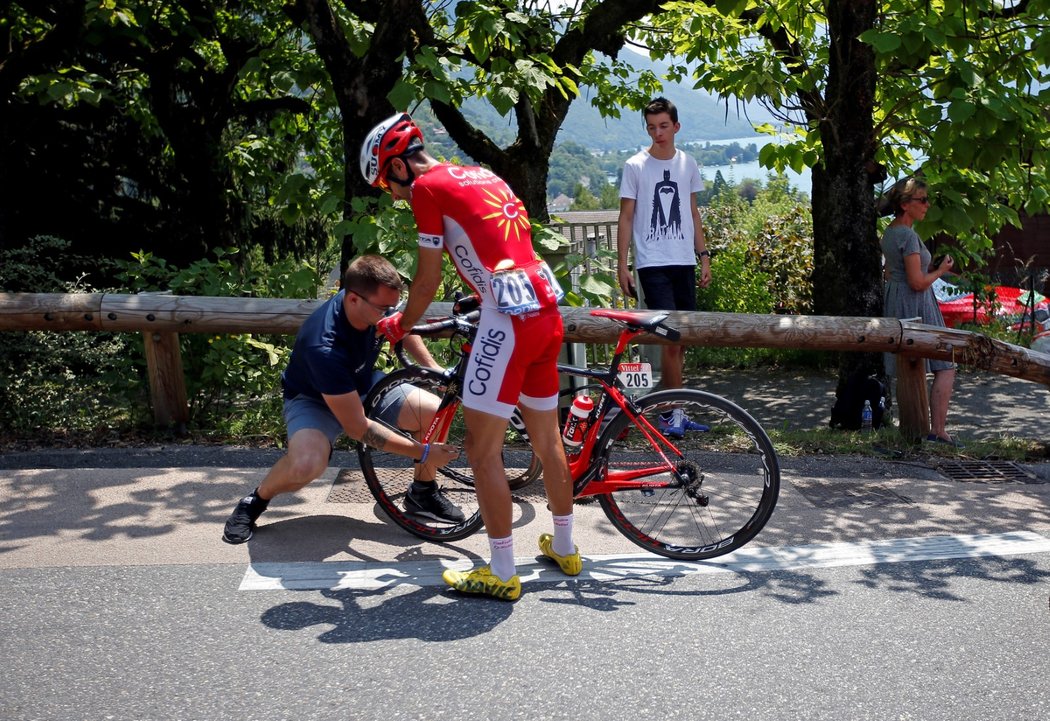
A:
360,306,780,560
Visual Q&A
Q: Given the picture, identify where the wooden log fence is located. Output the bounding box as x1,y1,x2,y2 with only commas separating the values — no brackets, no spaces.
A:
3,292,1049,439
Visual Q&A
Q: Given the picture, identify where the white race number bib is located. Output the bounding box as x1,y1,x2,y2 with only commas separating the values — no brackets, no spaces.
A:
536,260,565,303
490,268,541,315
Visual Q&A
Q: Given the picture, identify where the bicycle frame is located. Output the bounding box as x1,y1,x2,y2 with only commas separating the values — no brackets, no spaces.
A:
559,324,691,498
417,349,469,454
405,308,693,499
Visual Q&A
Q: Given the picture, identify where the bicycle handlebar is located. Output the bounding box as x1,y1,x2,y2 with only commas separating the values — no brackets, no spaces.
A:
390,304,682,368
391,309,481,368
411,310,481,337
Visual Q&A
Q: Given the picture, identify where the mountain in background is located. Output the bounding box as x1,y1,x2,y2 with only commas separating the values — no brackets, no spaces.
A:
455,49,775,152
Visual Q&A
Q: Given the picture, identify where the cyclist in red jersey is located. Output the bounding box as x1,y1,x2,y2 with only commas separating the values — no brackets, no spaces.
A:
361,112,581,600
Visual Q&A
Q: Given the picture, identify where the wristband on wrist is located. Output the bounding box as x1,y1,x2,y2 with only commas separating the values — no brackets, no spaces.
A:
696,249,710,258
416,442,430,464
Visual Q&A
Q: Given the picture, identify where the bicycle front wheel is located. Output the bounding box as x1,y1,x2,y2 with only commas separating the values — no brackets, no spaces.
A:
359,367,540,542
596,388,780,560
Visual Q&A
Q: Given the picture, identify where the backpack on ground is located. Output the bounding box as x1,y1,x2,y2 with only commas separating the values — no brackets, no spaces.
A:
829,372,886,430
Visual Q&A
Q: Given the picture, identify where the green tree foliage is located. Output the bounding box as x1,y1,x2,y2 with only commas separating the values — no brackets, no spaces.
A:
642,0,1048,389
392,0,671,227
701,177,813,315
570,183,601,210
599,182,621,209
697,169,730,206
0,1,334,276
9,1,1043,335
647,0,1049,315
549,141,607,199
695,176,815,365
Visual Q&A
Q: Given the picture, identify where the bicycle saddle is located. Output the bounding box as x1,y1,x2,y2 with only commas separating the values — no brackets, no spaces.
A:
589,309,680,341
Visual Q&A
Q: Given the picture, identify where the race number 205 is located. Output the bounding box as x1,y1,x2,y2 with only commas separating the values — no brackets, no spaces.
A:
617,362,653,389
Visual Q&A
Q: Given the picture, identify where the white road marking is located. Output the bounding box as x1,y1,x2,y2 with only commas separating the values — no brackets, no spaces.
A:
238,530,1050,591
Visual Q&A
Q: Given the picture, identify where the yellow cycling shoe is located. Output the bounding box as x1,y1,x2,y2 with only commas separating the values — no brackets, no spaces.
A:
538,533,583,576
442,565,521,601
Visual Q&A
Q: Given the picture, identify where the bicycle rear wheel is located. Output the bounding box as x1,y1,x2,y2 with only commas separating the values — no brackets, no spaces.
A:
595,388,780,560
359,367,540,542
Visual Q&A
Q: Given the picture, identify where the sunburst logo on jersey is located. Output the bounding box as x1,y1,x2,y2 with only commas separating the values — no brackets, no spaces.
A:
480,187,530,243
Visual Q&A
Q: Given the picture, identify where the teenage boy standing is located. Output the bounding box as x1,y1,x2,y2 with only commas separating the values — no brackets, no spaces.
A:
617,96,712,437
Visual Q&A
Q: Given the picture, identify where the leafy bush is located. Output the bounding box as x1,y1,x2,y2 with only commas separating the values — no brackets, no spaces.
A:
692,177,816,368
0,235,340,445
0,236,146,442
115,244,336,441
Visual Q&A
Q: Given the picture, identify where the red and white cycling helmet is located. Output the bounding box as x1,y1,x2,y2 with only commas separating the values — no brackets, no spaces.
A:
359,112,425,189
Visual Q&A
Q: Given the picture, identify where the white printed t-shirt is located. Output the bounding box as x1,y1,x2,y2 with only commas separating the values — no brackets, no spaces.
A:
620,149,704,269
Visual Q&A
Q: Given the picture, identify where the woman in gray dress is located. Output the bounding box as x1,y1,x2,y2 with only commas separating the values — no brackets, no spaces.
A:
881,177,959,445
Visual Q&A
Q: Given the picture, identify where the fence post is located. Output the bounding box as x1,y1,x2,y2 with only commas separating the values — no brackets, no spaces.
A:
895,353,930,441
142,330,189,431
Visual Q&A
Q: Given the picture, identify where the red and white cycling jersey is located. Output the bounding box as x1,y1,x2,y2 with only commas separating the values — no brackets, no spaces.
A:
411,163,563,315
410,163,566,417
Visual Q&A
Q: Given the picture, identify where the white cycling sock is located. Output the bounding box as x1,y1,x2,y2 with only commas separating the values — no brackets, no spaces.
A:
552,513,575,556
488,535,516,581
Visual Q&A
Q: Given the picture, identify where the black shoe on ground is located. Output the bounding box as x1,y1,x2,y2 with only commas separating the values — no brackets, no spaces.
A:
222,491,268,544
404,483,466,523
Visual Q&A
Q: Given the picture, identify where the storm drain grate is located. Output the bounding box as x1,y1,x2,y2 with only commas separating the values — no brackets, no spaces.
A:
937,460,1043,484
791,480,914,509
511,484,548,504
327,469,376,503
326,469,547,503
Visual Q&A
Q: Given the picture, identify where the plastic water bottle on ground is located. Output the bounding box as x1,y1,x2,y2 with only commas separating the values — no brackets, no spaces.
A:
861,399,873,432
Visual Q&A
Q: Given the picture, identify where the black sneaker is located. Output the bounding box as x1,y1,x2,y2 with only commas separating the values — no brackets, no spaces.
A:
404,483,466,523
222,492,268,544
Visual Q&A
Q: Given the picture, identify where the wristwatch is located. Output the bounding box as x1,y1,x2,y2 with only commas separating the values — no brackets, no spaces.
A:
696,250,711,258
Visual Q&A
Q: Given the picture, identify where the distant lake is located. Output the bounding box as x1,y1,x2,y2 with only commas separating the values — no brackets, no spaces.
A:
690,135,812,194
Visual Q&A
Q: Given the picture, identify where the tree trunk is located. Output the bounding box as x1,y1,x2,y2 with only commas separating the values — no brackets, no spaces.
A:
811,0,886,391
424,0,666,222
290,0,416,275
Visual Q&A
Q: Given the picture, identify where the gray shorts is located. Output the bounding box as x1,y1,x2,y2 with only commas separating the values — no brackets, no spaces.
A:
284,371,411,446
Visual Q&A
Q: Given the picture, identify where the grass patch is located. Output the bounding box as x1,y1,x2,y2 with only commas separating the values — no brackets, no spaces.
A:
768,425,1049,462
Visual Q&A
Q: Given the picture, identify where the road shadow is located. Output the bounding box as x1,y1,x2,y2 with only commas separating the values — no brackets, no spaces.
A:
0,468,282,552
260,585,513,643
255,552,1050,646
533,553,1050,611
245,514,479,565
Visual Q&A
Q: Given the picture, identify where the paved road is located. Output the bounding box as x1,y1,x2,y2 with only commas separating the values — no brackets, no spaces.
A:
2,449,1049,721
2,367,1048,720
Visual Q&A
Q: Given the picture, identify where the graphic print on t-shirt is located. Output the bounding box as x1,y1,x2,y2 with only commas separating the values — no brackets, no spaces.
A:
646,169,684,244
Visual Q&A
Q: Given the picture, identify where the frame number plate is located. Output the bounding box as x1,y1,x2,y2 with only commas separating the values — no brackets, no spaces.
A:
617,362,653,389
